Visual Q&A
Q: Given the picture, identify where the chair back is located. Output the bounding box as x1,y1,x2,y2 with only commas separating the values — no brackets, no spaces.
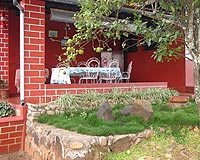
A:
56,62,68,68
86,57,100,67
108,59,119,68
77,61,87,67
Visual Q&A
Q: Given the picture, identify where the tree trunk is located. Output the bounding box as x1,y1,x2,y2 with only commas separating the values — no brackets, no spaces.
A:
193,59,200,123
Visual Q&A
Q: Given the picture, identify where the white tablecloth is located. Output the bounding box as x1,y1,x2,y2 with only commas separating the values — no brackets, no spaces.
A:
50,67,122,84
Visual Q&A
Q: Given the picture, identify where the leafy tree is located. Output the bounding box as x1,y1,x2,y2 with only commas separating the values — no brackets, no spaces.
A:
59,0,200,119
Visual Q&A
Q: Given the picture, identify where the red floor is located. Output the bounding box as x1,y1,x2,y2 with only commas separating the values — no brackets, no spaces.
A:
1,93,20,104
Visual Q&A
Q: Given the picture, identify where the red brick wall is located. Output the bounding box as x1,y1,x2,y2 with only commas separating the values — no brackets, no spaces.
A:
22,0,46,103
0,8,8,82
0,105,27,154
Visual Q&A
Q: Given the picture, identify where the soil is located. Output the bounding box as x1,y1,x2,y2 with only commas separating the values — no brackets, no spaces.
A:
0,151,32,160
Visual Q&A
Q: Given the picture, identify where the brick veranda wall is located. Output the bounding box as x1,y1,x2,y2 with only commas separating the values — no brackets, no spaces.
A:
0,8,8,82
0,105,28,154
22,0,46,103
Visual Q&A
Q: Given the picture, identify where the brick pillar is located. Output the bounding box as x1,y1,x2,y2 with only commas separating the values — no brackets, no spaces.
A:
0,8,8,82
22,0,45,103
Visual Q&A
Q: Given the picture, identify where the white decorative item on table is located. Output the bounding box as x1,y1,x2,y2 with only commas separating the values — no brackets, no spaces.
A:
56,62,76,83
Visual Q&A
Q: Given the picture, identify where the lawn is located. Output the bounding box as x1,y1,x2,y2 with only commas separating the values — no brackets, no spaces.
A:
37,100,198,136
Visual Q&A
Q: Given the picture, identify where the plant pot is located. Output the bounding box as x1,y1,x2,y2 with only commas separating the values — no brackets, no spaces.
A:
0,89,9,99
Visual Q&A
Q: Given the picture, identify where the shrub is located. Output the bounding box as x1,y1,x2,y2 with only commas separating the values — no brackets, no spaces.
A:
55,87,178,111
0,102,15,118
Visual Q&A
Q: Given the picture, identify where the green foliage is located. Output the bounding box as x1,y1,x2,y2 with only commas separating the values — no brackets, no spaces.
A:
38,101,198,136
0,102,15,118
59,0,189,63
55,88,178,111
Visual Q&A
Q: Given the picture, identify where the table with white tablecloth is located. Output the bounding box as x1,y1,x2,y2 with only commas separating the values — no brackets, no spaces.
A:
50,67,122,84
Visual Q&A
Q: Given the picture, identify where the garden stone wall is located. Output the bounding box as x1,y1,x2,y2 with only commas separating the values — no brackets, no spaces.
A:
26,102,154,160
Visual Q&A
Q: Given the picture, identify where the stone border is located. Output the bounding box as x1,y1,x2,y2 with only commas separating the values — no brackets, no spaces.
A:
25,123,153,160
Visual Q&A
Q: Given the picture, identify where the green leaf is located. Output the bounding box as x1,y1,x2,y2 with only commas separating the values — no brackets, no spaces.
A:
123,32,129,37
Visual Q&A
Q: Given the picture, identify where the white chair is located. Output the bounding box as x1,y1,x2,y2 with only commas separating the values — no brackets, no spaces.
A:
108,59,119,68
77,61,87,82
77,61,87,67
99,59,120,83
99,71,119,83
86,57,100,67
79,57,100,83
56,62,68,68
120,61,133,83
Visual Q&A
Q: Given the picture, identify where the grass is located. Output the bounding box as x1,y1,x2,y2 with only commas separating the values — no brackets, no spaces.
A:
37,100,199,136
104,127,200,160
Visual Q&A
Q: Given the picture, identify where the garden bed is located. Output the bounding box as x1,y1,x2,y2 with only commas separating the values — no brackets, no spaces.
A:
25,88,198,159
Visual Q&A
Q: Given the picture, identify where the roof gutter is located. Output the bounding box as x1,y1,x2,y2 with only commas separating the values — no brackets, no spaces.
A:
13,0,25,106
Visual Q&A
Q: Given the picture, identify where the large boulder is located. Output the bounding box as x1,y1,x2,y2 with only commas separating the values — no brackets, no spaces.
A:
121,99,153,121
97,101,112,121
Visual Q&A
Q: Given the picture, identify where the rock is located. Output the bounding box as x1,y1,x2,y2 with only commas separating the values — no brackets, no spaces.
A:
32,112,41,117
159,127,166,133
33,132,39,146
47,110,55,115
109,135,131,152
70,142,84,150
99,137,107,147
121,106,132,116
121,99,153,121
97,101,112,121
52,136,63,159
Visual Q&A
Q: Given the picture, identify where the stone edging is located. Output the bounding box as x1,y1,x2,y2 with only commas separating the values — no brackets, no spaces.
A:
25,123,153,160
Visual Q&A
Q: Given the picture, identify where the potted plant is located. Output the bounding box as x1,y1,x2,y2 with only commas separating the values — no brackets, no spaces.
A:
0,78,9,99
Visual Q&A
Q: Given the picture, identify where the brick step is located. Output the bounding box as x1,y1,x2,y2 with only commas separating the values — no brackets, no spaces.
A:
179,92,194,99
169,96,190,103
